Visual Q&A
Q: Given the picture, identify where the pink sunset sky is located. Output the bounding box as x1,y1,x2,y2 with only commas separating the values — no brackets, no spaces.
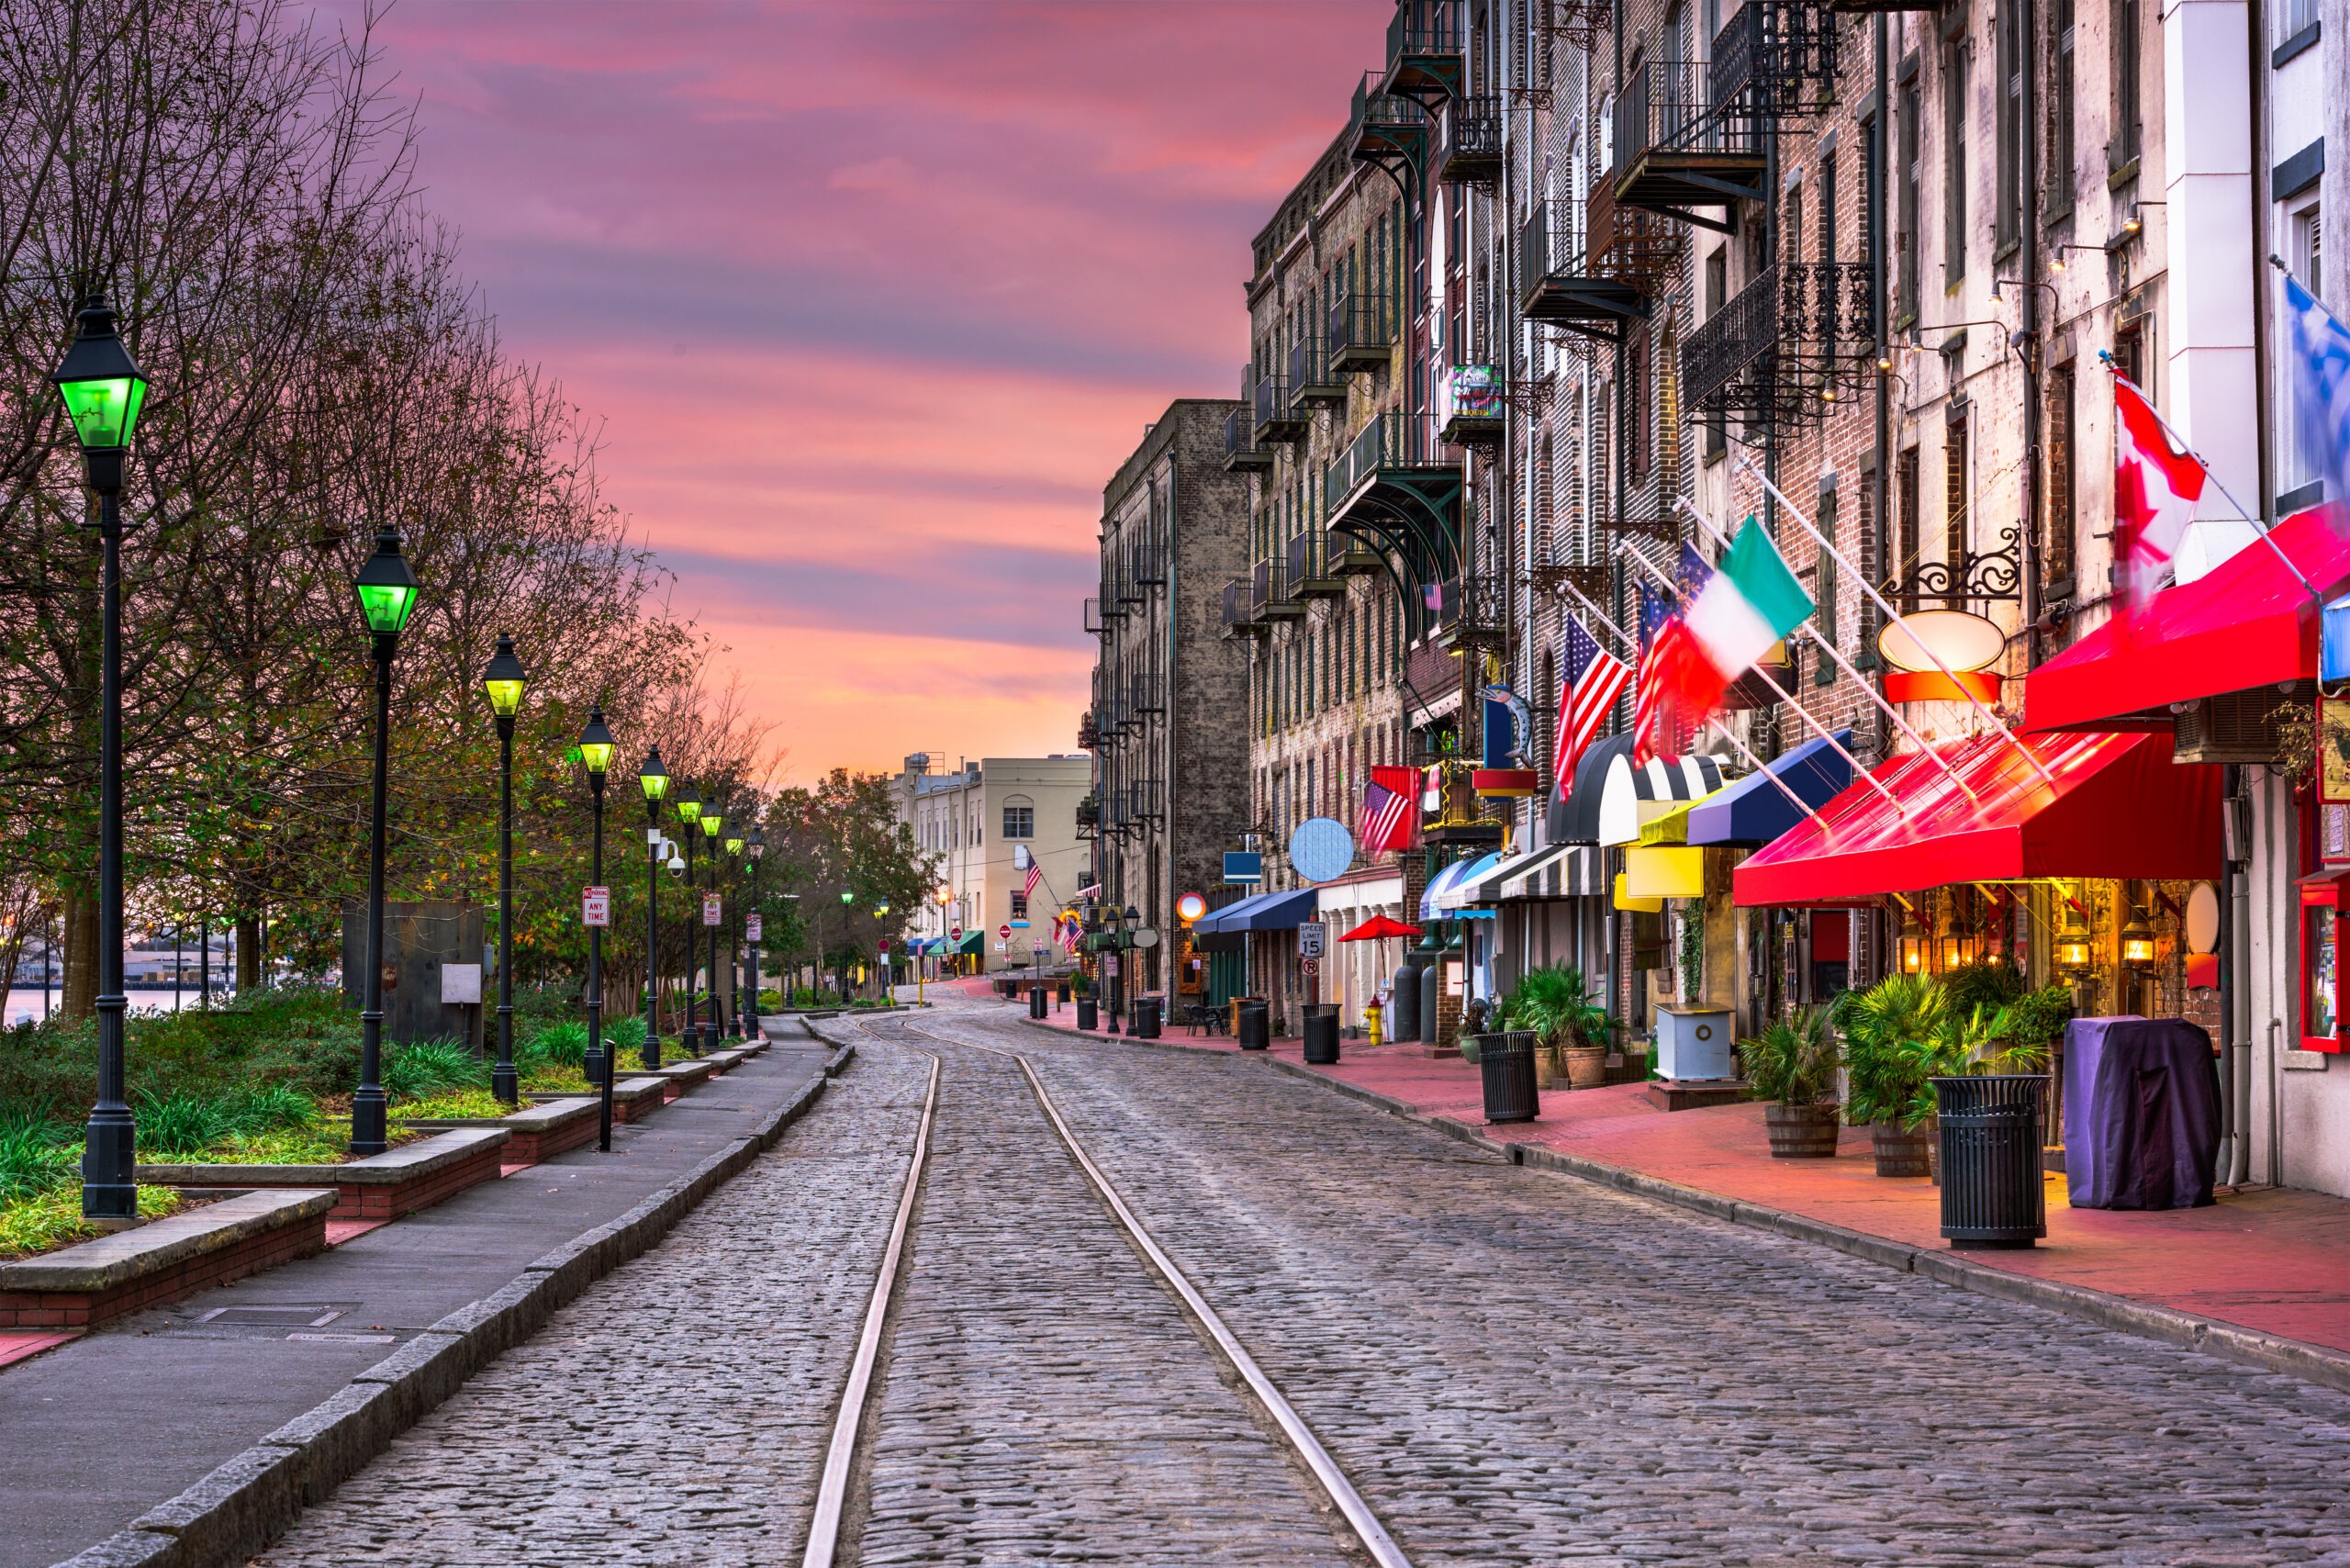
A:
325,0,1382,784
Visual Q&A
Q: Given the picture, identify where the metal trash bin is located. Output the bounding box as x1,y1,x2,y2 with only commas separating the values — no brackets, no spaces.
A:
1029,986,1047,1020
1302,1002,1340,1065
1077,996,1099,1031
1237,997,1270,1050
1134,995,1162,1038
1477,1031,1540,1123
1932,1074,2049,1248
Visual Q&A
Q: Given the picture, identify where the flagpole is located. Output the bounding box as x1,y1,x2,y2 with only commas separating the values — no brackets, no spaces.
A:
1586,560,1901,825
1645,507,1985,803
1701,478,2048,792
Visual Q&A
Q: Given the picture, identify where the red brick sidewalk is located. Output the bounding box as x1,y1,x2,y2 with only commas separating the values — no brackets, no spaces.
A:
1021,1000,2350,1362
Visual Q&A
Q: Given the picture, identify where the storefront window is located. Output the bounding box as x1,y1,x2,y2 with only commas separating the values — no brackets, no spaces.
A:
2310,906,2338,1041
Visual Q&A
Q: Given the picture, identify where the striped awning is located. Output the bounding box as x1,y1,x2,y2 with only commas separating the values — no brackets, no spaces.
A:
1499,843,1607,900
1429,851,1505,917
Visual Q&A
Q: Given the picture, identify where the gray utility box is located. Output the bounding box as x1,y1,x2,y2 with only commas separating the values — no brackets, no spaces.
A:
341,900,487,1052
1653,1004,1736,1081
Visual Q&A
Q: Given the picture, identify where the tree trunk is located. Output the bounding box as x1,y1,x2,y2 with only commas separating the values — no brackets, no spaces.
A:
62,885,98,1020
236,912,262,991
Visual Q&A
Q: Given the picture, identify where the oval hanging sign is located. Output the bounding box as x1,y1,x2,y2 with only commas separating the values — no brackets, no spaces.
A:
1176,891,1208,923
1876,609,2006,676
1288,816,1356,884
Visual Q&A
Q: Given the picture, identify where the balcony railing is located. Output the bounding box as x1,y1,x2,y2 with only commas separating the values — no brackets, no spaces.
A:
1683,261,1876,423
1433,94,1502,184
1516,191,1683,328
1223,407,1272,471
1128,670,1164,714
1384,0,1463,97
1288,330,1346,409
1286,531,1346,599
1429,572,1508,652
1326,410,1449,514
1253,554,1305,620
1609,59,1768,221
1077,711,1102,749
1328,528,1384,577
1254,371,1306,442
1328,291,1397,372
1349,73,1428,170
1083,597,1103,635
1708,1,1840,118
1222,578,1268,637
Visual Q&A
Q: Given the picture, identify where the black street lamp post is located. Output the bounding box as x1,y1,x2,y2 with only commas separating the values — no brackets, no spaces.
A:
55,298,147,1218
638,748,669,1071
1103,904,1125,1036
481,635,528,1105
673,780,700,1047
699,797,724,1054
744,825,765,1036
350,526,421,1156
723,827,745,1038
577,711,614,1148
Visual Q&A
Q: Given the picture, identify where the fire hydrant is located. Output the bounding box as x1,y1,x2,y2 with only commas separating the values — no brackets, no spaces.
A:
1364,998,1383,1047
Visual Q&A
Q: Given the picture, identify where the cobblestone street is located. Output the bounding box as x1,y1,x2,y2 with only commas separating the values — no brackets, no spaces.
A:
250,1005,2350,1566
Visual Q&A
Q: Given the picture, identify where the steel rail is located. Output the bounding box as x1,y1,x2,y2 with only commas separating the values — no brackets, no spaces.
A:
800,1046,939,1568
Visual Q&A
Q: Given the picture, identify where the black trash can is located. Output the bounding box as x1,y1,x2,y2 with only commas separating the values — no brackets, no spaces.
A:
1057,982,1070,1006
1237,997,1270,1050
1077,996,1099,1031
1302,1002,1340,1064
1029,986,1047,1019
1477,1030,1540,1123
1932,1074,2049,1249
1134,995,1162,1038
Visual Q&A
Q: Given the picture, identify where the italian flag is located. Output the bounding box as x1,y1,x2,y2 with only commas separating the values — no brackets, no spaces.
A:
1651,517,1814,732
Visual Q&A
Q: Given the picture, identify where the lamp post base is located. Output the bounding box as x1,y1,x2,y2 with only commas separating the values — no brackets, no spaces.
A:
642,1036,663,1072
350,1089,388,1158
491,1064,519,1105
583,1047,608,1089
80,1112,137,1221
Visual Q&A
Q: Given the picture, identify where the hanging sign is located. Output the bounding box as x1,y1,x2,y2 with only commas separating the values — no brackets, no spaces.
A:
2321,695,2350,804
582,887,610,928
745,913,763,942
1105,954,1119,976
702,892,722,927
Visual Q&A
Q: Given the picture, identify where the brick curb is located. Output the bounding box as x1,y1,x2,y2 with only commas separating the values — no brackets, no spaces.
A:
58,1068,840,1568
1010,1013,2350,1397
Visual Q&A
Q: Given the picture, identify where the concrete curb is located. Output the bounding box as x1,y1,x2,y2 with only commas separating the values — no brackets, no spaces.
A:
55,1071,836,1568
1008,1012,2350,1398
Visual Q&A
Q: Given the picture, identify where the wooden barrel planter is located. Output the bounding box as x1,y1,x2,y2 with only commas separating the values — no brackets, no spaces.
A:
1563,1045,1610,1090
1763,1103,1841,1159
1872,1120,1935,1177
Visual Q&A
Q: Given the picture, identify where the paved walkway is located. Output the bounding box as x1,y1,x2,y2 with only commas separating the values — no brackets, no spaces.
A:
1013,994,2350,1360
0,1036,835,1568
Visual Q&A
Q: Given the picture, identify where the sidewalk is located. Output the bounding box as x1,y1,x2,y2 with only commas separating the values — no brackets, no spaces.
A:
1021,1001,2350,1370
0,1034,842,1568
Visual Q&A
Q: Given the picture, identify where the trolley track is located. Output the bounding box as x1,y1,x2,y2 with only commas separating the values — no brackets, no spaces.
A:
804,1010,1412,1568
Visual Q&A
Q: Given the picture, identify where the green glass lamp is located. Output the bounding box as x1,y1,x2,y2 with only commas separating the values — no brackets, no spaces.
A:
700,808,722,839
675,780,699,823
578,710,614,777
52,297,147,493
639,747,669,802
725,834,744,856
840,890,854,904
353,527,420,636
481,634,527,719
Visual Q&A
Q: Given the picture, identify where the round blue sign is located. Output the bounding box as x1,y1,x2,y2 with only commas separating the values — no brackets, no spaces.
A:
1288,816,1356,884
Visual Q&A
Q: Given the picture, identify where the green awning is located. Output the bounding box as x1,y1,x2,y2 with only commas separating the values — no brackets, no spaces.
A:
953,931,982,955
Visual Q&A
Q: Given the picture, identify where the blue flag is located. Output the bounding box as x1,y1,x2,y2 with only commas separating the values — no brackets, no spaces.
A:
2284,274,2350,525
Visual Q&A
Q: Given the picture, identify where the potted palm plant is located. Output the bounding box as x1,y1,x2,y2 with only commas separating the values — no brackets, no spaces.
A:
1741,1007,1841,1157
1497,966,1612,1089
1841,973,1946,1176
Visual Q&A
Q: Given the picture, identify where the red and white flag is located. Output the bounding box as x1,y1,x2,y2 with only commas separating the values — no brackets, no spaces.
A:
2113,374,2208,610
1555,617,1629,789
1359,765,1419,855
1024,860,1043,901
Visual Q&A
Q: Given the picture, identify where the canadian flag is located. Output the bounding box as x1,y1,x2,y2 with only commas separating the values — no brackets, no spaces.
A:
2113,374,2208,609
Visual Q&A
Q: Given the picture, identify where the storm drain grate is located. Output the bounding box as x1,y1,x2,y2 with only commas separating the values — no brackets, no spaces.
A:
198,1304,346,1327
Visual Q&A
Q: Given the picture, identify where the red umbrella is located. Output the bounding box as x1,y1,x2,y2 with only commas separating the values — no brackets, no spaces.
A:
1338,914,1422,942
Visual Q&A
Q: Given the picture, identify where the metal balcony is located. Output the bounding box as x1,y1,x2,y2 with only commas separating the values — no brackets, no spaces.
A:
1710,1,1841,116
1096,579,1128,620
1329,529,1384,577
1223,407,1272,471
1222,579,1269,638
1083,597,1103,635
1429,572,1508,654
1683,260,1876,425
1382,0,1463,103
1517,188,1682,339
1128,670,1165,714
1286,531,1346,600
1328,292,1397,373
1253,555,1305,622
1609,59,1767,231
1436,364,1505,447
1077,711,1102,749
1433,94,1502,185
1288,331,1347,409
1348,73,1427,186
1326,411,1455,518
1254,371,1306,443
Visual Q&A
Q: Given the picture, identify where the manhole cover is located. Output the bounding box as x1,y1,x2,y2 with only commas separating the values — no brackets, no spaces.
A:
198,1305,347,1327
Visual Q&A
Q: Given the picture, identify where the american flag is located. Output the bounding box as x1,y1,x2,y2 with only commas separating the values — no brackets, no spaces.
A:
1632,578,1677,765
1554,618,1629,790
1359,765,1419,855
1024,860,1043,902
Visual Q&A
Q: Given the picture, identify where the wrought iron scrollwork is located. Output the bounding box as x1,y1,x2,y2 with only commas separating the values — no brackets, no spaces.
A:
1887,525,2024,605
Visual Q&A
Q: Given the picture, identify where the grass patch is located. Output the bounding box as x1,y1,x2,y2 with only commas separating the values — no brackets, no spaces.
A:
0,1182,184,1261
391,1088,520,1121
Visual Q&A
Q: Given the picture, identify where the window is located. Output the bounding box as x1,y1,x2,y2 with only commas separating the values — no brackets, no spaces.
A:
1815,488,1839,686
1820,151,1839,265
2113,0,2142,171
1011,892,1028,920
1944,411,1971,608
1996,1,2022,252
1943,38,1969,284
1786,178,1806,268
2047,0,2076,219
2288,207,2325,492
1703,250,1729,459
1002,800,1034,839
1628,334,1651,481
2047,362,2076,585
1897,446,1921,612
1897,73,1921,321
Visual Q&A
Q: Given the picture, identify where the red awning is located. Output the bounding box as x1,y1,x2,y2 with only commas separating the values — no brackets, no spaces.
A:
2023,504,2350,733
1733,730,2221,906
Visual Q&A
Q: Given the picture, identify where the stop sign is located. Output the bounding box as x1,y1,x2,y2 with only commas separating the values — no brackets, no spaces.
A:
998,923,1011,940
950,925,962,940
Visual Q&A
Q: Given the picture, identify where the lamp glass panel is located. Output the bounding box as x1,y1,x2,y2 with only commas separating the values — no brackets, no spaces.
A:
579,739,614,775
483,678,524,717
701,813,722,836
677,799,700,823
59,375,145,450
641,769,669,801
355,580,417,634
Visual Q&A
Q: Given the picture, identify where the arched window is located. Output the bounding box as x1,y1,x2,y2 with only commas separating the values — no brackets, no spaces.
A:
1001,794,1035,840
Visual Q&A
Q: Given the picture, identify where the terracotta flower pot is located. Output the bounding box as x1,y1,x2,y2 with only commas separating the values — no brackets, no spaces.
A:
1563,1044,1610,1090
1871,1120,1934,1178
1764,1102,1841,1159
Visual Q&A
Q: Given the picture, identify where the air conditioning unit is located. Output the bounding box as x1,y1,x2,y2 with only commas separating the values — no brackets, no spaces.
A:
2171,683,2309,765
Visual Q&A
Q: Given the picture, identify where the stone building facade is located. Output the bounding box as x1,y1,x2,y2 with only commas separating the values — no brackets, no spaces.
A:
1085,399,1256,992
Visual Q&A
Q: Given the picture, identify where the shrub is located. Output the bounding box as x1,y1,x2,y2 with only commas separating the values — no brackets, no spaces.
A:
382,1037,487,1102
1740,1008,1840,1106
1496,965,1609,1055
1942,959,2027,1017
604,1014,646,1052
133,1091,240,1157
0,1108,75,1204
522,1020,588,1070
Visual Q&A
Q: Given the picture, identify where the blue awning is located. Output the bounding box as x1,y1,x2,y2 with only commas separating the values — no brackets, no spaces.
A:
1686,729,1853,846
1191,890,1271,935
1419,857,1476,921
1220,886,1318,931
1431,851,1505,917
